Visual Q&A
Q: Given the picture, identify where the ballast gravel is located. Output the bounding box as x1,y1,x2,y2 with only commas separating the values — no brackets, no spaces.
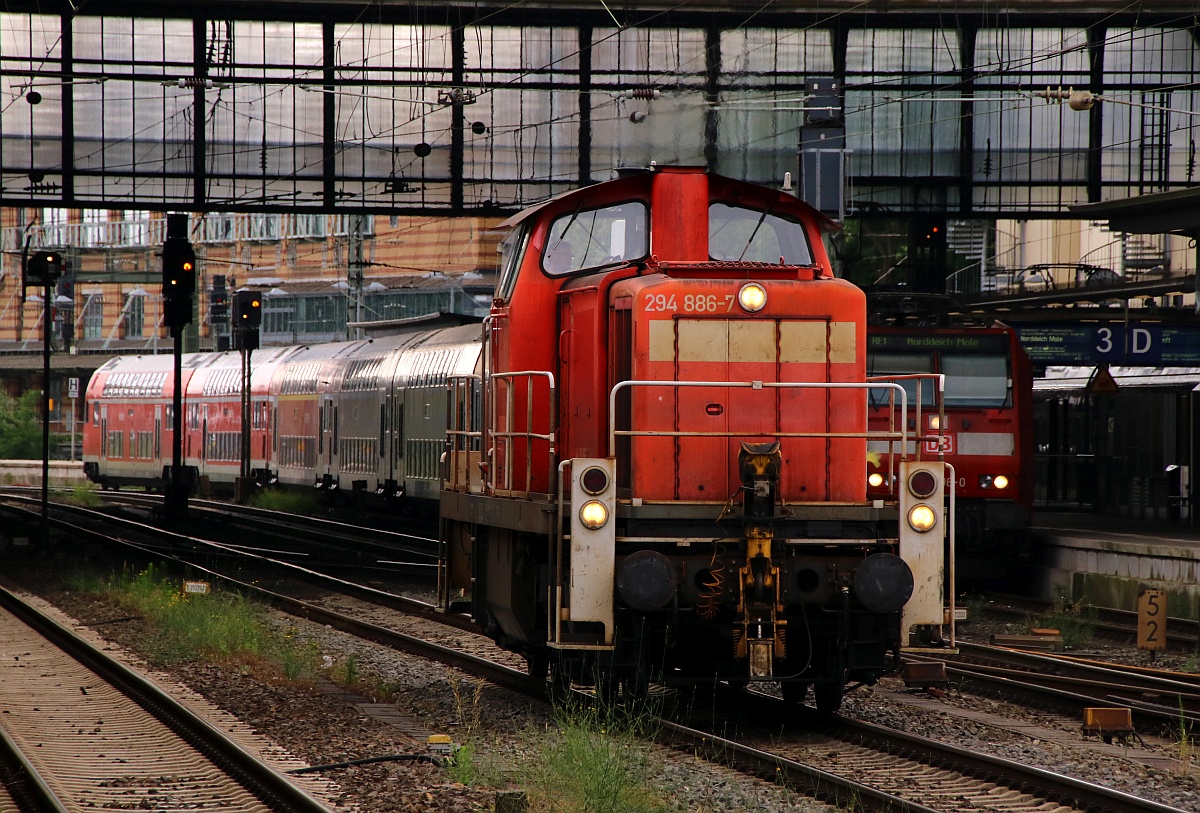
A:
7,561,1200,813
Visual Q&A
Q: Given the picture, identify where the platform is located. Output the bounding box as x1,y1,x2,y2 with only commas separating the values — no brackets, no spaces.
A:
1029,511,1200,620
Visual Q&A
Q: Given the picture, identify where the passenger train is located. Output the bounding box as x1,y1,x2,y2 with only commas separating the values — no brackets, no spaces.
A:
865,293,1034,582
83,166,955,711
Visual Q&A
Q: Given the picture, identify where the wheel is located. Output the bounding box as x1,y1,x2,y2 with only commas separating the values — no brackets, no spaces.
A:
781,681,810,705
526,651,549,681
814,677,845,714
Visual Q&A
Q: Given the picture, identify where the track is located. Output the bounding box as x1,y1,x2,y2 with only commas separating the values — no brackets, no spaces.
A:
0,583,334,813
0,496,1192,813
979,593,1200,650
907,641,1200,736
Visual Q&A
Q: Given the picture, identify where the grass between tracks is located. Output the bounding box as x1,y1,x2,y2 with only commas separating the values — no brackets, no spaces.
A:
70,565,683,812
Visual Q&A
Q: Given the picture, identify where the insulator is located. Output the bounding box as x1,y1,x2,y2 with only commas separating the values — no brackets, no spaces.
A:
624,88,660,100
177,77,214,89
1068,90,1095,111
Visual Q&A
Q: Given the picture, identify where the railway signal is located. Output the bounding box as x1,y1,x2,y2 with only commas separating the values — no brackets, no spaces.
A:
161,213,193,521
162,217,196,332
23,250,62,288
232,290,261,351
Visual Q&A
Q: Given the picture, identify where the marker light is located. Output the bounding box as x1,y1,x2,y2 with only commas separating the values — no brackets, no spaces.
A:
737,282,767,313
993,475,1009,490
579,500,609,529
868,472,885,488
907,504,937,532
907,470,938,498
580,466,610,495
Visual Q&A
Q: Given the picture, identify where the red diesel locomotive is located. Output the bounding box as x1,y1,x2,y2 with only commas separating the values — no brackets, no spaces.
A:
440,166,954,709
82,167,954,710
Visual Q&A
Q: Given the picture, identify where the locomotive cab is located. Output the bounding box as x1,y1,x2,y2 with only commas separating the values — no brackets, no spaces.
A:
439,166,955,711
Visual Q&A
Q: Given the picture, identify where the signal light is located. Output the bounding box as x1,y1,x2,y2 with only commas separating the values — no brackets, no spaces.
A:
233,290,263,328
580,466,610,495
579,500,609,529
907,504,937,533
24,250,63,287
907,470,938,498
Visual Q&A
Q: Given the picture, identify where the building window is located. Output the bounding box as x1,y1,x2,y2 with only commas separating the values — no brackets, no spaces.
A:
125,295,144,338
81,294,104,340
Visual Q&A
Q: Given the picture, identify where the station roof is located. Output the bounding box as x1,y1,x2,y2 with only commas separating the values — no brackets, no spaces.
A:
12,0,1200,20
1070,187,1200,236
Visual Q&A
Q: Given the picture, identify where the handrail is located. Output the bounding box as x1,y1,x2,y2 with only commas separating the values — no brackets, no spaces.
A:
487,370,556,494
608,379,913,459
444,373,483,492
866,373,947,496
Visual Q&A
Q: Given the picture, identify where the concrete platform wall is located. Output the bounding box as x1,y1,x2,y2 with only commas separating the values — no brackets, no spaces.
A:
0,460,89,488
1031,531,1200,621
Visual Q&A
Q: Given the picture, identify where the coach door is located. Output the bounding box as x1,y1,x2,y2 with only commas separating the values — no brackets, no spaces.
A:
199,404,210,477
100,406,108,459
154,407,162,461
320,396,336,474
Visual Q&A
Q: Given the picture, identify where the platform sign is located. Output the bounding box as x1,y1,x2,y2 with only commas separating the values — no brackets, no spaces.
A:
1015,323,1200,366
1137,588,1166,651
68,377,79,399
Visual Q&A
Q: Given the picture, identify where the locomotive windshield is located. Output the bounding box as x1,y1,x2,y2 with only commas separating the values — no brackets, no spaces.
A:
708,203,814,265
867,351,935,408
942,353,1010,407
542,201,648,276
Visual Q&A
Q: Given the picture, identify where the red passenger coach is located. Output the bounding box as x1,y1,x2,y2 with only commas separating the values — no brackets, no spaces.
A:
441,166,956,710
866,299,1034,582
83,353,184,490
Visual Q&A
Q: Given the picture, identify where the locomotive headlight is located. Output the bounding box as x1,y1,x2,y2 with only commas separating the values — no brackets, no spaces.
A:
993,475,1009,490
868,472,885,488
907,504,937,533
579,500,609,529
737,282,767,313
928,414,942,430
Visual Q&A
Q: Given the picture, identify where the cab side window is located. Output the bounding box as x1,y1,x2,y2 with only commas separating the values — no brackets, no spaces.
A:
542,201,648,276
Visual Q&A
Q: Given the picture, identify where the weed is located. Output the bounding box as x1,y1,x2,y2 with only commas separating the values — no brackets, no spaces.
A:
64,484,102,507
276,626,320,681
446,742,477,785
448,675,486,736
338,651,361,687
82,564,272,665
524,702,668,813
1030,590,1097,649
247,488,323,516
1173,697,1196,776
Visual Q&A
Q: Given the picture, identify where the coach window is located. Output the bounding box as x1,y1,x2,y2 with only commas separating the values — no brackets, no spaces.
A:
709,203,813,266
941,353,1010,408
495,223,532,302
541,201,648,277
